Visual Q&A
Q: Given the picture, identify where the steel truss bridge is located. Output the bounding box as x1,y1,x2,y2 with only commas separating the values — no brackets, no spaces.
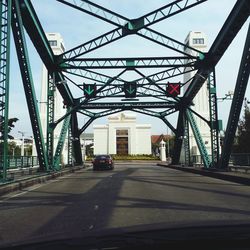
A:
0,0,249,181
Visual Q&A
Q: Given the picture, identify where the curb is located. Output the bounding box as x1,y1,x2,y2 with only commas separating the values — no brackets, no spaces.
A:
157,164,250,186
0,165,86,196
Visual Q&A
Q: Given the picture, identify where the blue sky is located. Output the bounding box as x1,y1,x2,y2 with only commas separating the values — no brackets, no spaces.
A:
8,0,250,138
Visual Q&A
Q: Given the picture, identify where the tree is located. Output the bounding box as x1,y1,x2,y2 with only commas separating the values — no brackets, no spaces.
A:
0,116,19,140
233,100,250,153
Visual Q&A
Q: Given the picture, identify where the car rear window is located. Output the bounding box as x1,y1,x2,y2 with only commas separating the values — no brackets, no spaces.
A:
95,155,110,159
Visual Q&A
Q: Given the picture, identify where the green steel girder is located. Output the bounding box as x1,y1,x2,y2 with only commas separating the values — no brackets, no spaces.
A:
53,110,71,170
67,122,73,165
58,0,205,61
183,0,250,105
57,0,206,30
131,108,176,134
208,70,219,166
186,109,211,168
71,112,82,165
136,67,196,85
78,102,177,110
184,113,191,166
219,24,250,169
0,0,11,181
11,0,49,171
46,72,55,168
61,56,197,70
78,117,95,135
65,68,124,85
172,111,185,164
19,0,74,106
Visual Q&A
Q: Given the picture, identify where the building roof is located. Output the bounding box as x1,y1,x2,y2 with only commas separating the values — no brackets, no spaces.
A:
151,134,172,144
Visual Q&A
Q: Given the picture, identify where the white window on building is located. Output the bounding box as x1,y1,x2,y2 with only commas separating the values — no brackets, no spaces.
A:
193,38,204,45
49,40,57,47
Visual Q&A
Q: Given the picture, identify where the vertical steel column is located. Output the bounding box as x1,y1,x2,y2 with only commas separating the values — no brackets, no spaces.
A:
53,111,71,170
186,109,211,168
219,25,250,169
47,72,55,169
208,70,220,167
11,0,49,171
183,113,191,166
0,0,11,181
172,111,184,165
71,112,82,165
68,120,73,166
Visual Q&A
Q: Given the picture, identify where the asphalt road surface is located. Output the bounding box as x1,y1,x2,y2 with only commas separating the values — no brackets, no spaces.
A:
0,163,250,246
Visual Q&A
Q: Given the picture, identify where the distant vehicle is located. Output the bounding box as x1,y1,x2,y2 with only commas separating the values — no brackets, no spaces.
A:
92,155,114,170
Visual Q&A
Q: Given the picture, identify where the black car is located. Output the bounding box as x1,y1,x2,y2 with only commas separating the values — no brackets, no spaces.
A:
92,155,114,170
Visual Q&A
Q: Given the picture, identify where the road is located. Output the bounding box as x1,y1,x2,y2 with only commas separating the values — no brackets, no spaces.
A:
0,163,250,246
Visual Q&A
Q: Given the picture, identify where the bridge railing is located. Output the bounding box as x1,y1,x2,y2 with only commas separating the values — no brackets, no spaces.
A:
0,156,39,169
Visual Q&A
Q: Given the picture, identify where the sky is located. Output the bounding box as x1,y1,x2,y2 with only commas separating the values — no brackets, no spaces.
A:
8,0,250,139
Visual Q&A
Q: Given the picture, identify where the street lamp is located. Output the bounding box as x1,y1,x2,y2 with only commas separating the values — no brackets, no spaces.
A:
18,131,25,156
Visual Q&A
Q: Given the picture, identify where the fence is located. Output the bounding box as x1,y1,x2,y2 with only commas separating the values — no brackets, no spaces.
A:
0,156,39,169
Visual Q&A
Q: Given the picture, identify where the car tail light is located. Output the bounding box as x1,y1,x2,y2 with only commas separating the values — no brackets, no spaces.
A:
108,159,112,164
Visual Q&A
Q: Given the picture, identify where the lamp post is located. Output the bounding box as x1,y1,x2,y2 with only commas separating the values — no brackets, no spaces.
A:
18,131,25,156
166,127,170,157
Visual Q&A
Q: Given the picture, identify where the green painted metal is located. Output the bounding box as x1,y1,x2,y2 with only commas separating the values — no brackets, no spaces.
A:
183,0,250,105
11,0,49,171
53,111,71,170
47,73,55,168
61,56,196,70
186,109,211,168
58,0,205,60
172,111,185,165
0,0,11,181
184,114,191,166
208,70,220,167
219,24,250,169
67,121,73,166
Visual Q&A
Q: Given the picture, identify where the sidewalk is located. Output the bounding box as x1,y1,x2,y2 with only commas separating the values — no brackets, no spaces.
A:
157,163,250,186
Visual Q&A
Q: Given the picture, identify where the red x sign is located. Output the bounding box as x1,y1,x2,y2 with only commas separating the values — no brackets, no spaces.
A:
166,83,180,97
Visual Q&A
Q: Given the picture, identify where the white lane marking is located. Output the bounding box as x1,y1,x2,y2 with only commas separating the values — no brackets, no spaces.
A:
89,225,94,230
94,205,99,210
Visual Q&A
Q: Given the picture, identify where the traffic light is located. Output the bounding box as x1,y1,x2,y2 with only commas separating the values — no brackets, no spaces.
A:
124,81,137,98
166,82,181,97
83,84,97,98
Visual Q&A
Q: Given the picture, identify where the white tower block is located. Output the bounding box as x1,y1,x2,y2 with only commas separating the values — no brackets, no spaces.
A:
183,31,211,162
33,33,68,165
160,140,166,162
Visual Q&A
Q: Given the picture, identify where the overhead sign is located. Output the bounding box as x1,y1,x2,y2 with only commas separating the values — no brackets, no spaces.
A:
166,83,181,97
124,81,137,98
83,84,97,98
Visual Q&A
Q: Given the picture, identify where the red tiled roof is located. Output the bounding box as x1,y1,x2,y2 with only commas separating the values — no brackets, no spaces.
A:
151,134,172,144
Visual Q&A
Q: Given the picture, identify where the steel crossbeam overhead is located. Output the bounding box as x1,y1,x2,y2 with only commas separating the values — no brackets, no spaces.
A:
57,0,205,61
61,56,197,70
78,102,177,110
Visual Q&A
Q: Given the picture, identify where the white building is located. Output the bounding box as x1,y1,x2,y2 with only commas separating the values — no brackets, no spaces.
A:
182,31,211,161
93,113,152,155
33,33,68,164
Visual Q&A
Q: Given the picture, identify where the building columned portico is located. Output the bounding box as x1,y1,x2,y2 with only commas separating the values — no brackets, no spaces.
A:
93,113,151,155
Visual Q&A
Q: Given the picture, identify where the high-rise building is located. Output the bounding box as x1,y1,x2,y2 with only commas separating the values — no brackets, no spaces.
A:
182,31,211,162
33,33,68,165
